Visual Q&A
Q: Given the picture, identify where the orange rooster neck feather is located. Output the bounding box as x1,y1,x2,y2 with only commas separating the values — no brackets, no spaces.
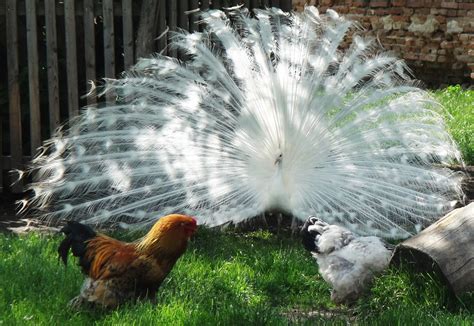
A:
136,214,197,256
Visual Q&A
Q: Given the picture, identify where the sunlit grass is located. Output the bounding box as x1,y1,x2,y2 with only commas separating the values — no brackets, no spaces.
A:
1,229,472,325
434,85,474,165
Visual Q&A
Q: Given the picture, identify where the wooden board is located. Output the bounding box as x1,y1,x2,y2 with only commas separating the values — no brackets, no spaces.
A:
83,0,96,105
45,0,60,134
103,0,116,102
135,0,160,59
65,0,79,118
122,0,134,69
6,0,22,192
25,0,41,155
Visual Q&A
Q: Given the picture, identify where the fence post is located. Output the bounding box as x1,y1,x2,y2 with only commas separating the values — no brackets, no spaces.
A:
65,0,79,118
135,0,161,60
6,0,22,192
26,0,41,157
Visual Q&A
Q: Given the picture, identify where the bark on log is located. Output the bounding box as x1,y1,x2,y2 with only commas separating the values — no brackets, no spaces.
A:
391,203,474,295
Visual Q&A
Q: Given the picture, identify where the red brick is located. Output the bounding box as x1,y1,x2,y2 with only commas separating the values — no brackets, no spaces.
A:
404,52,420,60
353,1,367,7
392,0,406,6
431,8,448,15
459,3,474,10
389,7,404,15
441,1,458,9
369,1,389,7
417,8,432,14
434,15,447,24
420,54,437,61
373,9,389,15
440,41,454,48
406,0,424,7
447,9,458,16
321,0,334,5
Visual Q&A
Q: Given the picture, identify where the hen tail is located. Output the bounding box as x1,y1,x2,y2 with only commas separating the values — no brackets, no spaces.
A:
58,221,96,271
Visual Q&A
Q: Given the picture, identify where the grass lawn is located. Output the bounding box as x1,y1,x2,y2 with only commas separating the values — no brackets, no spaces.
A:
0,229,473,325
433,85,474,165
0,87,472,325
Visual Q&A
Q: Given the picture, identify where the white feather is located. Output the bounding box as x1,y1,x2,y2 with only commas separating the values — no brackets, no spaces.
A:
23,7,462,236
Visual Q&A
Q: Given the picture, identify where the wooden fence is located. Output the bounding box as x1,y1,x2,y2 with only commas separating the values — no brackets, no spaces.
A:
0,0,293,193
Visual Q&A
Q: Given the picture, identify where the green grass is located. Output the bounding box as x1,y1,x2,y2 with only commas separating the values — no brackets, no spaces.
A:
434,85,474,165
1,229,472,325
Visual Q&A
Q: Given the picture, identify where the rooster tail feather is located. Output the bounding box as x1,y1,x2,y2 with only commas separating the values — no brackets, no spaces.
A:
58,221,96,268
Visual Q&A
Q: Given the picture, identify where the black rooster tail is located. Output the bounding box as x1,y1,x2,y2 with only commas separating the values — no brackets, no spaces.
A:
58,221,96,267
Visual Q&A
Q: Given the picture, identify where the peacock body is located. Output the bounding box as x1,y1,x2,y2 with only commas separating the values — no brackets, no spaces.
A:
24,7,463,238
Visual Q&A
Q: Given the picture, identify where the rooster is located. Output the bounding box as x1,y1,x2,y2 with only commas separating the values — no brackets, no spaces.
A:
58,214,197,309
301,216,392,304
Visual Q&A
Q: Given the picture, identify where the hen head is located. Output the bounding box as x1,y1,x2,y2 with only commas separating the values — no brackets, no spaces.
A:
301,216,354,255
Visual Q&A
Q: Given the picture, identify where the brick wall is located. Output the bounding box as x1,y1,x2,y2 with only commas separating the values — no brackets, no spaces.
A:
293,0,474,88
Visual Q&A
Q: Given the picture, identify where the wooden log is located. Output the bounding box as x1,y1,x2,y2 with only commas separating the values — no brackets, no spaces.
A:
6,0,22,192
83,0,96,105
25,0,41,156
45,0,60,134
391,203,474,296
122,0,134,69
64,0,79,118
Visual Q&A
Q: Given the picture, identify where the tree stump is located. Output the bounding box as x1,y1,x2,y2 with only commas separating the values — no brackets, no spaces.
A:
391,203,474,295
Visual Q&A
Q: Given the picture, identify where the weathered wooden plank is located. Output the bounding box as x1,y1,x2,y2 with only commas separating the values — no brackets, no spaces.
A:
103,0,115,102
65,0,79,118
6,0,22,191
25,0,41,155
83,0,96,105
167,0,177,57
0,1,143,17
201,0,210,10
135,0,160,59
250,0,260,10
178,0,188,30
391,203,474,296
45,0,60,134
189,0,199,33
271,0,280,8
157,0,167,53
221,0,230,8
212,0,221,9
280,0,292,11
122,0,134,69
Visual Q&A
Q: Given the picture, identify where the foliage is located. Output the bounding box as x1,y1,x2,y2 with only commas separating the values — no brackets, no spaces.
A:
1,230,472,325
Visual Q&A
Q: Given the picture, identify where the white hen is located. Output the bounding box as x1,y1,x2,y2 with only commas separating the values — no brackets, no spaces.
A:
301,216,392,304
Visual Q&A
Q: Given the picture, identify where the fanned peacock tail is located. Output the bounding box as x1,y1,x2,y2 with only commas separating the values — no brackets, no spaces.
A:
23,7,463,238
